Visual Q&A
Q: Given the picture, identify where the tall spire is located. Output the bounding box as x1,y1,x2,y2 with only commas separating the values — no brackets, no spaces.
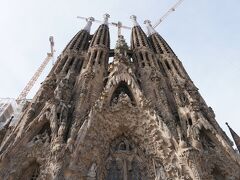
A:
226,122,240,152
89,15,110,48
130,15,151,49
114,35,129,59
130,15,139,27
144,20,157,36
83,17,94,33
103,13,110,25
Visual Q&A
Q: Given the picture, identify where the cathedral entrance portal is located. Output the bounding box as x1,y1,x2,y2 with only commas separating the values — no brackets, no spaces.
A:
105,136,147,180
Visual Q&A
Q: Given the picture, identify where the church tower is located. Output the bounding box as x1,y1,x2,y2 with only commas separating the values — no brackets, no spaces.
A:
0,14,240,180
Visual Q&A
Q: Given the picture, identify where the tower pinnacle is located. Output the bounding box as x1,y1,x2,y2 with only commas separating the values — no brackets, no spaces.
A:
83,17,95,33
130,15,139,27
226,122,240,152
103,13,110,25
144,20,157,36
114,35,129,58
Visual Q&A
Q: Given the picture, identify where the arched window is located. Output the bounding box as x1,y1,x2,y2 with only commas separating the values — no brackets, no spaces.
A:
145,52,151,66
157,60,167,77
69,33,81,49
65,57,74,74
199,129,215,150
55,55,68,74
172,60,183,77
98,51,103,65
106,136,147,180
135,29,140,47
20,161,40,180
90,50,97,66
165,60,171,71
188,118,193,126
75,59,83,74
212,167,225,180
110,81,135,105
155,35,164,54
106,159,123,180
118,141,127,151
148,37,157,53
31,121,51,144
96,27,104,45
139,52,144,61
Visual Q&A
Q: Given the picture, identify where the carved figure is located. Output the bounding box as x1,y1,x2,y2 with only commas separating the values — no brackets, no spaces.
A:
87,163,97,179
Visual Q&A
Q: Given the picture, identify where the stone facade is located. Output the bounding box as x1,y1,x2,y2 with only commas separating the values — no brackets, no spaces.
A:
0,15,240,180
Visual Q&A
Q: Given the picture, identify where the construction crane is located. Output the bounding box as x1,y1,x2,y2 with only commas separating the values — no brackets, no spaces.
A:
77,15,131,36
77,0,184,35
153,0,184,28
16,36,55,104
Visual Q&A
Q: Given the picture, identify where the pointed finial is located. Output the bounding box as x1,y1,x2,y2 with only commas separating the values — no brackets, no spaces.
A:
114,34,129,59
130,15,139,27
83,17,94,33
144,20,157,36
225,122,240,152
103,13,110,25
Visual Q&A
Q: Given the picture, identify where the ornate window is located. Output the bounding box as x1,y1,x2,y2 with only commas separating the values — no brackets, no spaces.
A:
105,136,147,180
211,167,225,180
165,60,171,71
30,121,51,144
110,81,135,106
65,57,74,74
199,129,215,150
20,161,40,180
75,59,83,74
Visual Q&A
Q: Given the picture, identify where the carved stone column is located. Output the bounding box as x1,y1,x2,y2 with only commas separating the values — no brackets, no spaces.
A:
177,141,203,180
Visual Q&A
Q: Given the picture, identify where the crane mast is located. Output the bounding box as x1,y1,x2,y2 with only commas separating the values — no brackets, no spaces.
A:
153,0,184,28
16,36,55,103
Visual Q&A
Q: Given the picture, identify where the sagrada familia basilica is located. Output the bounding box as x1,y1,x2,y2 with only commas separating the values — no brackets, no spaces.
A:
0,14,240,179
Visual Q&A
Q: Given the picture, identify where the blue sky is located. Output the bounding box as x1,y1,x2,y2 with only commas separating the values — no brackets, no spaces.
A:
0,0,239,147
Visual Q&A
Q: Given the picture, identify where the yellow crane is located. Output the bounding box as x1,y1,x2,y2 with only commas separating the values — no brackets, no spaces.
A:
16,36,55,103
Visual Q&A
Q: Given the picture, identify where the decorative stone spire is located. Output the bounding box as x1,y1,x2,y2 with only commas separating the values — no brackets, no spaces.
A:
63,17,92,52
130,16,151,49
115,35,128,50
130,15,139,27
144,20,157,36
103,13,110,25
83,17,95,33
226,122,240,152
114,35,129,58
